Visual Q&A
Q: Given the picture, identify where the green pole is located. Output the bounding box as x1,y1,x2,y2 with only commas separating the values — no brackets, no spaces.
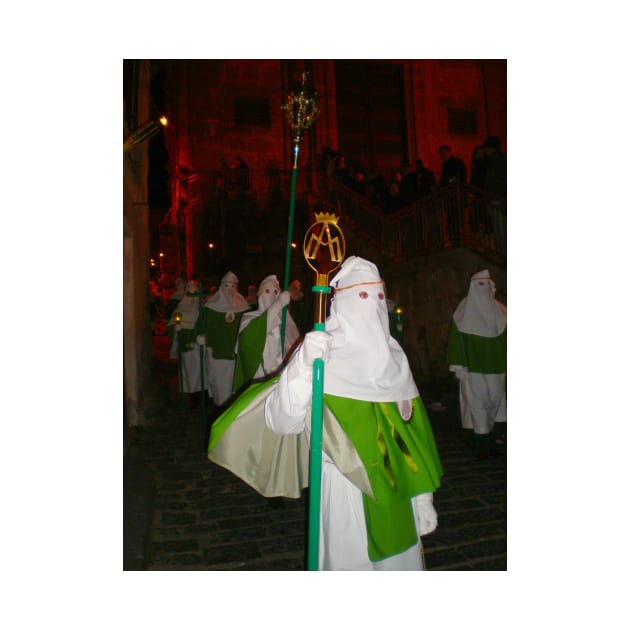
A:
177,326,184,399
173,311,184,400
280,144,300,357
307,285,331,571
199,295,206,429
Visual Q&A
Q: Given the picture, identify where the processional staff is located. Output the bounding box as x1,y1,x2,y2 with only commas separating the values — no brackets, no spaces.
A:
302,211,346,570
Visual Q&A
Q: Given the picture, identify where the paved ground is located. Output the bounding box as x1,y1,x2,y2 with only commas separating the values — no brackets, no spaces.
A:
123,335,506,571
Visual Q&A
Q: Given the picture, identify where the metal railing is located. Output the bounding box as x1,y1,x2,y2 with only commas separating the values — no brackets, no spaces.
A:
317,174,506,266
386,183,506,264
317,173,387,254
184,169,506,266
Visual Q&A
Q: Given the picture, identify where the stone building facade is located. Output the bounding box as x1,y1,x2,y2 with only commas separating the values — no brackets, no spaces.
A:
152,59,506,280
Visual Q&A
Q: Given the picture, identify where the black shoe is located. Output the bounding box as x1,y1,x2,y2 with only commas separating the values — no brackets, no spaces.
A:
188,392,200,409
474,433,491,459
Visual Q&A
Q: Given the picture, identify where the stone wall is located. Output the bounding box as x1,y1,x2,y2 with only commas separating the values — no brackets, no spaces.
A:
173,60,291,173
124,61,156,428
382,249,506,379
166,59,506,189
160,59,506,280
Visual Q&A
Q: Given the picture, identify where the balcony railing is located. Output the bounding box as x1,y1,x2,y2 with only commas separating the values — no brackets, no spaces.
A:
387,183,506,264
183,168,506,267
317,174,506,266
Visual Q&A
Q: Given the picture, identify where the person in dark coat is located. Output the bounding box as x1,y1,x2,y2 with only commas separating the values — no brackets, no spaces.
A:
482,136,507,258
482,137,507,196
469,146,488,233
414,159,436,198
438,145,467,245
399,164,417,206
438,145,467,186
469,146,487,189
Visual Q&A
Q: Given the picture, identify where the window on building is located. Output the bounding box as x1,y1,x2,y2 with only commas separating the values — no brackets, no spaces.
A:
447,108,478,135
335,61,406,174
234,96,271,125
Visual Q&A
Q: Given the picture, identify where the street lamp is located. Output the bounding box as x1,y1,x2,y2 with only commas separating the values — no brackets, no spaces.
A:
123,116,168,152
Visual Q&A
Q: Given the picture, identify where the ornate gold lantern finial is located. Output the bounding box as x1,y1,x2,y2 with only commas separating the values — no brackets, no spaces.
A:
303,211,346,288
281,69,320,147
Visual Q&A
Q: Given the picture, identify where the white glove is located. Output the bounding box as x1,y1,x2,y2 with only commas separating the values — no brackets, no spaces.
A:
397,399,413,422
266,291,292,328
196,334,206,346
277,291,291,307
450,365,467,381
412,493,438,536
295,331,332,371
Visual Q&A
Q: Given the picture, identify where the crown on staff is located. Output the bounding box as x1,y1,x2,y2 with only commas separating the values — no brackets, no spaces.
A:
314,211,340,225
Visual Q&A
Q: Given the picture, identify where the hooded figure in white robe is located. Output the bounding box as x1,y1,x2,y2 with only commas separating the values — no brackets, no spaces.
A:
447,269,507,453
263,256,442,570
166,280,205,394
202,271,250,406
232,274,301,393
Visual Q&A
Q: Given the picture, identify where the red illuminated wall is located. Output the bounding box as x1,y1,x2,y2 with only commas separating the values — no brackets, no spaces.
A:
155,59,506,278
162,58,506,187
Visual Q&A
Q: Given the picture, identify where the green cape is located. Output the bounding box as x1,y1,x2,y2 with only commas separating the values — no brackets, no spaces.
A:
166,324,198,352
207,381,443,562
324,395,442,561
202,309,244,360
232,312,269,393
446,320,507,373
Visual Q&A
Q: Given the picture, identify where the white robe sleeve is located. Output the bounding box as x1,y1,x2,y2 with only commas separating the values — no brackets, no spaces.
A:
264,349,312,435
264,291,291,333
264,330,332,435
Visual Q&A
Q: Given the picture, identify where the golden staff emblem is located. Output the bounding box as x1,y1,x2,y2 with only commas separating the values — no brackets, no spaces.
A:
303,212,346,287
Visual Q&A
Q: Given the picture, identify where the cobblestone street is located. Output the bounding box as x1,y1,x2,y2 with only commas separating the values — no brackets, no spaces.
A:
124,336,506,571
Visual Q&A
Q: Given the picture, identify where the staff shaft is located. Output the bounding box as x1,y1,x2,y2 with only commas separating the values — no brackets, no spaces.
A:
307,351,325,570
280,144,300,356
306,286,331,570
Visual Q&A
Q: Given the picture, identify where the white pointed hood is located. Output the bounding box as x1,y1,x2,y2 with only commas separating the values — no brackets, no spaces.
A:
204,270,250,314
169,278,187,302
452,269,506,337
256,274,282,311
167,281,201,330
324,256,418,402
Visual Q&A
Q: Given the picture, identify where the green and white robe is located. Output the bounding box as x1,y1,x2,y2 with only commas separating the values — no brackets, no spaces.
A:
208,375,443,570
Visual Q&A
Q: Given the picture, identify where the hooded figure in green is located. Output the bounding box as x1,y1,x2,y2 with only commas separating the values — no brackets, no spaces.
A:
208,257,442,570
202,271,250,406
231,274,302,394
447,269,507,452
166,280,205,394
